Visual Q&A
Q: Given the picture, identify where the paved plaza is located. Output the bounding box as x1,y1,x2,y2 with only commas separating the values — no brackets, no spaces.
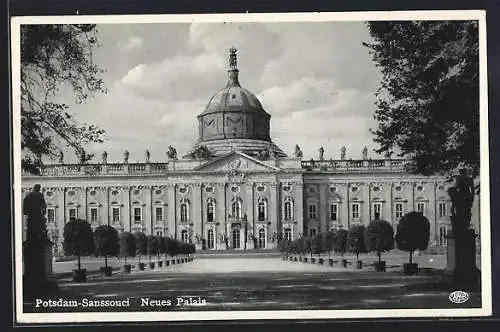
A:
24,255,481,313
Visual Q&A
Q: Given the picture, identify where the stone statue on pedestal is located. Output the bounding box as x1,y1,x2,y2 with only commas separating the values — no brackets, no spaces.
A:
23,184,47,242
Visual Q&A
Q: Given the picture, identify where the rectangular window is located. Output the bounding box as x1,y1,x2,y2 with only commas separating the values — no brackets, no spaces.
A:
307,204,317,220
373,203,382,220
90,207,98,223
395,203,404,219
351,203,360,219
134,207,142,222
112,207,120,222
417,202,425,214
155,207,163,222
330,204,338,221
47,208,55,223
258,203,266,221
68,208,77,222
207,204,214,222
438,202,447,218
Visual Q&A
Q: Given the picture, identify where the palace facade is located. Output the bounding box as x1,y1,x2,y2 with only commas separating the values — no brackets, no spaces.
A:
21,49,480,254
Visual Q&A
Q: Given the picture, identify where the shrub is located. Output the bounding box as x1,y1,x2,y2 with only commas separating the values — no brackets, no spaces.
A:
322,231,335,258
347,224,367,261
63,218,95,270
147,235,159,263
133,231,148,263
395,212,431,263
156,236,166,260
94,225,119,268
333,229,348,258
365,220,394,263
119,232,136,265
166,237,179,257
311,233,323,258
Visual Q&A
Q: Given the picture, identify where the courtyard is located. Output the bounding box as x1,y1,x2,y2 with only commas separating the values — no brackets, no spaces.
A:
23,253,482,313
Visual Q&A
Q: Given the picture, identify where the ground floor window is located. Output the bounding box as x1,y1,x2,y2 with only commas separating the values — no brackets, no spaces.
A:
439,226,447,246
373,203,382,220
258,228,266,249
47,208,55,223
207,229,215,249
232,228,240,249
284,228,292,241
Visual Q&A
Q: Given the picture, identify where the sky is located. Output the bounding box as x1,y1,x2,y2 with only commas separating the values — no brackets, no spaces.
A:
57,21,384,163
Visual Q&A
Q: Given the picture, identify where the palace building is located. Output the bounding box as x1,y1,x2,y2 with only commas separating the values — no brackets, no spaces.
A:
21,48,480,254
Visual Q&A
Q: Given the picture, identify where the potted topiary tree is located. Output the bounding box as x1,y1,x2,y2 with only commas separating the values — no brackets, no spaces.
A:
334,228,348,267
156,236,165,268
347,224,367,269
395,212,430,275
63,218,95,282
133,231,148,271
94,225,120,277
147,235,158,269
365,220,394,272
323,231,335,266
119,232,136,273
311,233,323,264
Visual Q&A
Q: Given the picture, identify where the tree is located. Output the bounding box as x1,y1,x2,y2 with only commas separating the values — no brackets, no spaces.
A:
363,21,479,177
311,233,323,258
347,225,367,261
21,25,107,174
147,235,158,264
93,225,119,268
119,232,136,265
156,236,166,261
133,231,148,264
167,237,179,258
365,220,394,263
333,229,348,259
396,212,431,264
62,218,94,271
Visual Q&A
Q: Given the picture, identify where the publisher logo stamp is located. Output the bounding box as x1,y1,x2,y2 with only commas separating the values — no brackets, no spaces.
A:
449,291,469,304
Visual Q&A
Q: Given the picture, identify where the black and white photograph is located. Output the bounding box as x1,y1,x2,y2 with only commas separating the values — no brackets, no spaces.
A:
11,10,491,323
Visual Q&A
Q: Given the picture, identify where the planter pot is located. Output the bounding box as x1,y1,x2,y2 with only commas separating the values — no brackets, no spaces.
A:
72,269,86,282
149,262,155,269
102,266,113,277
328,259,334,266
403,263,418,275
303,257,308,263
356,260,363,269
311,258,316,264
158,261,163,268
318,258,324,265
121,264,132,274
374,261,386,272
342,259,348,268
165,260,170,266
137,262,146,271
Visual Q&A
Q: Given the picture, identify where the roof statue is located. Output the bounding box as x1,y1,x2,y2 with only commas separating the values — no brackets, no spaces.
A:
319,146,325,160
167,145,178,160
145,149,150,163
123,150,129,164
58,150,64,164
341,146,346,160
229,46,238,69
294,144,303,158
362,146,368,160
102,151,107,164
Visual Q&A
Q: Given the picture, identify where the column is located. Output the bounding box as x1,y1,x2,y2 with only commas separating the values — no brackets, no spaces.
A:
245,182,255,249
145,186,152,235
192,184,202,250
166,184,176,238
295,183,304,237
319,183,327,232
269,182,278,249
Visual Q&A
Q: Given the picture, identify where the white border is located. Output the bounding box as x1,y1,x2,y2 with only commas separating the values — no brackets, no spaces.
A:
11,10,491,324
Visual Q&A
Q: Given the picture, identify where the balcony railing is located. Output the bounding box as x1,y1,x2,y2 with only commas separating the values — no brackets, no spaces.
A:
22,162,171,177
301,158,409,172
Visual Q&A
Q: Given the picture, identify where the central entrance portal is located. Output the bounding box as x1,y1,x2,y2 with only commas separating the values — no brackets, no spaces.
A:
232,228,240,249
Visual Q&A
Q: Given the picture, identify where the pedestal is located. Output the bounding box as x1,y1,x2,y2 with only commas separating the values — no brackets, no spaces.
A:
23,240,57,299
445,229,480,288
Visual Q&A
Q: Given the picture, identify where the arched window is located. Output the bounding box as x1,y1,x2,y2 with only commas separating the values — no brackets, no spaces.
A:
257,200,266,221
207,199,215,223
284,197,293,221
181,229,188,243
232,228,240,248
284,228,292,241
231,199,242,219
258,228,266,248
180,199,189,222
207,229,215,249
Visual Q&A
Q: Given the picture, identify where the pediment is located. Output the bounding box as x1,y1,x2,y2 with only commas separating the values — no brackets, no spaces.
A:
194,152,279,172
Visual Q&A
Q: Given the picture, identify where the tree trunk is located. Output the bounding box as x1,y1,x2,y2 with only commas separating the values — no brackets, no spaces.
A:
410,250,413,264
105,256,108,268
78,255,81,270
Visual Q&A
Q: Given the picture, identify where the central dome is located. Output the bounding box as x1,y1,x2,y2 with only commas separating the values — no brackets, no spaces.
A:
185,48,286,159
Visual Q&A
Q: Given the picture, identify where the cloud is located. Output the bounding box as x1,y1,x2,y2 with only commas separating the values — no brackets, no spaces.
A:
121,36,143,50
